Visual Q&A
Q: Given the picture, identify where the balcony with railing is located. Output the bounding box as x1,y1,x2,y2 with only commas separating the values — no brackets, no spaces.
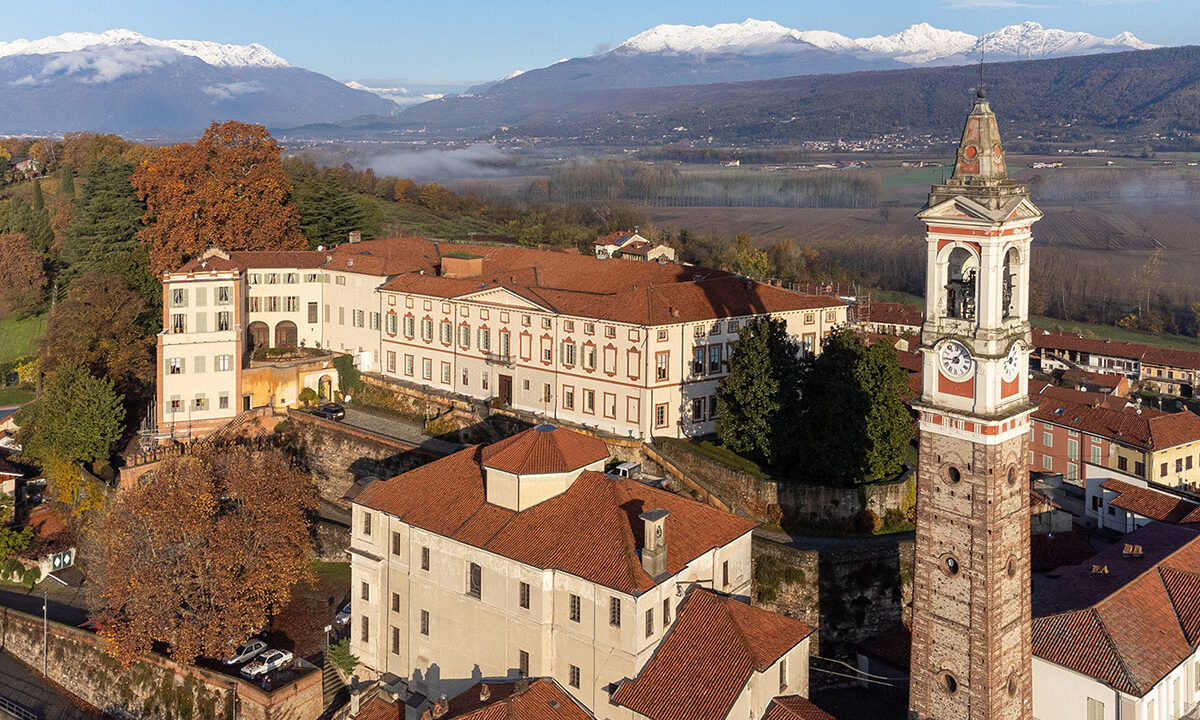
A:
485,353,514,367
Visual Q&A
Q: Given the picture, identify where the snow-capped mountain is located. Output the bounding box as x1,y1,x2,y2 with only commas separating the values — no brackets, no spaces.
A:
615,19,1155,65
0,29,289,68
345,81,445,108
0,29,399,136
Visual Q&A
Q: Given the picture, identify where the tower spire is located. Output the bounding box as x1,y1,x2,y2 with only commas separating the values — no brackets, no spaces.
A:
978,48,986,99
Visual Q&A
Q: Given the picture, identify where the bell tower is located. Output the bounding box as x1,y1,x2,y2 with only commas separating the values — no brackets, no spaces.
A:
908,89,1041,720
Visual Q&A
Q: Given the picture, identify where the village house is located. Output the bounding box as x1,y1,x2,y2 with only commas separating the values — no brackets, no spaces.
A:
347,424,823,720
592,231,676,262
1029,394,1200,488
157,236,845,440
856,301,923,336
1032,330,1200,398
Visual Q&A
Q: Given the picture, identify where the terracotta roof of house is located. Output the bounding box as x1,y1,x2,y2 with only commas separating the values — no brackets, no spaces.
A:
859,624,911,670
480,425,609,475
355,428,756,594
1061,368,1125,390
761,697,835,720
1033,396,1200,450
356,695,403,720
1030,525,1097,572
613,589,814,720
1099,479,1200,524
178,249,327,272
864,302,923,328
1141,346,1200,370
594,231,639,247
1031,382,1126,411
1032,331,1148,362
446,679,593,720
1032,522,1200,696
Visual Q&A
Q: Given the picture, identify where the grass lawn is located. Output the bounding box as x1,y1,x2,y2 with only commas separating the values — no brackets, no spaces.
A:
0,312,47,365
380,201,510,240
0,386,34,406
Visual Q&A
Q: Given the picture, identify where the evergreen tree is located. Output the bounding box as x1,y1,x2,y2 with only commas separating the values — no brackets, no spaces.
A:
6,197,53,255
794,329,913,485
31,178,44,212
22,360,125,466
58,162,75,199
715,317,803,465
294,175,378,249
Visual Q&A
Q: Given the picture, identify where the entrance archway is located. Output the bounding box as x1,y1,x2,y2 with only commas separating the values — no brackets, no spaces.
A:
247,322,269,351
275,321,298,349
318,375,333,400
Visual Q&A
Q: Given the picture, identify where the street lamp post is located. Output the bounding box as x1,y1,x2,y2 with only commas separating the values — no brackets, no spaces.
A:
42,571,68,677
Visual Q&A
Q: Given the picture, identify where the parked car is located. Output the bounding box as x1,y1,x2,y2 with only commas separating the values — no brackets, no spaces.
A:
334,601,352,626
239,649,293,679
78,620,101,632
607,461,641,480
311,402,345,420
223,639,267,665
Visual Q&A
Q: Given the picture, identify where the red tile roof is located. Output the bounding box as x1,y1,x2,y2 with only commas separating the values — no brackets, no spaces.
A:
446,679,593,720
864,302,923,328
1061,368,1125,390
1032,396,1200,450
761,697,835,720
859,624,912,670
178,249,327,272
594,231,639,247
481,425,609,475
1032,523,1200,695
1142,346,1200,370
1032,331,1147,362
356,428,757,594
1099,479,1200,524
356,695,403,720
1030,526,1097,572
1031,382,1126,411
613,589,814,720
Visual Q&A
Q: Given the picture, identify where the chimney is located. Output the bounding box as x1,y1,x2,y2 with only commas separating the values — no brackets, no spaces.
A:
640,509,669,578
349,676,363,716
1091,564,1110,576
514,678,530,694
433,695,449,719
349,230,362,244
479,684,491,702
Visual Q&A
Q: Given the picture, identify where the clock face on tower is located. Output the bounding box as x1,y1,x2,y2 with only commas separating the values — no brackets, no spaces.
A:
1002,343,1022,382
939,341,974,379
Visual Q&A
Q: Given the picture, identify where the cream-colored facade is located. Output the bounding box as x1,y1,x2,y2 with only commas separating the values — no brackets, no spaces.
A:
378,287,843,439
349,507,754,716
158,239,845,440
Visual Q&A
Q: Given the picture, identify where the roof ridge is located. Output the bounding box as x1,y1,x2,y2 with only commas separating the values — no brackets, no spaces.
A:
1089,606,1143,695
1158,564,1199,644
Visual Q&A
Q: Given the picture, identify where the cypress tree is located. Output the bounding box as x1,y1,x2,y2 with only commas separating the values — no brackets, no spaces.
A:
58,163,75,199
31,178,44,212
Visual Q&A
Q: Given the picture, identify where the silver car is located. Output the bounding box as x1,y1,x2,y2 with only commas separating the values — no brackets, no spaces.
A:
223,639,267,665
335,601,352,625
240,648,293,678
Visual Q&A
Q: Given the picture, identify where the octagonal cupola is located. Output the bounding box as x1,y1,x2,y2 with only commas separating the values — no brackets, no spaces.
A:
482,424,610,511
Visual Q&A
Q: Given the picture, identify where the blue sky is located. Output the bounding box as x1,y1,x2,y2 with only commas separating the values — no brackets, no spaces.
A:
1,0,1190,83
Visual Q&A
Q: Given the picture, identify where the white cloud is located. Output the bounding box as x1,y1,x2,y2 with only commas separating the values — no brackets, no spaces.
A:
202,81,265,100
40,44,179,82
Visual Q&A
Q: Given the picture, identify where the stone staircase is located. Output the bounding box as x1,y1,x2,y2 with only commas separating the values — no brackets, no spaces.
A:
322,654,350,717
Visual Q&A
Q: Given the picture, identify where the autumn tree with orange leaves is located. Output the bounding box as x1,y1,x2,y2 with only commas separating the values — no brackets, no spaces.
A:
132,121,304,274
90,443,317,665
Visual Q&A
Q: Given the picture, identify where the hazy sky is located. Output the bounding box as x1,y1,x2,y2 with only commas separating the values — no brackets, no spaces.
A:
1,0,1190,83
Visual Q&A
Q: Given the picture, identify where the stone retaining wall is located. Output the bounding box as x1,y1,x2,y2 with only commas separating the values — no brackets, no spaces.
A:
0,606,323,720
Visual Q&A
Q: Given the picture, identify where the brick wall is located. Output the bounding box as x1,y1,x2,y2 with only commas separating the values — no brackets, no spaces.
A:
0,606,322,720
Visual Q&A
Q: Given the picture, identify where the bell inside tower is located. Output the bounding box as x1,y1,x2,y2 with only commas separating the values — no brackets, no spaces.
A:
944,247,977,320
1002,247,1018,319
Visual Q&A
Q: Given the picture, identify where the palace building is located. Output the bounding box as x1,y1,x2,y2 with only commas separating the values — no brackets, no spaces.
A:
348,423,828,720
156,237,844,440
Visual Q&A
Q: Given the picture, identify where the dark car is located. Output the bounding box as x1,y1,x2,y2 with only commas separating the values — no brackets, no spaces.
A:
311,402,345,420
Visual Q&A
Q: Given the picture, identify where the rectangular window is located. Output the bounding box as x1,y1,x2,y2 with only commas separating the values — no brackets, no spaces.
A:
218,393,229,410
693,347,705,375
609,597,621,627
570,594,581,623
392,531,402,556
519,582,530,609
286,296,299,312
462,367,469,386
562,342,576,366
404,316,415,338
171,288,188,307
386,313,398,335
169,357,183,375
370,312,380,330
216,286,231,305
542,317,553,330
405,355,414,377
266,296,280,312
351,309,362,328
1042,455,1053,471
1162,462,1169,478
468,563,482,598
217,311,231,331
361,581,370,601
709,345,722,374
584,389,595,414
193,395,207,411
422,318,434,341
265,273,279,284
569,665,580,689
583,344,597,370
1136,461,1145,477
422,358,432,380
195,287,208,307
1068,438,1079,461
362,512,372,537
693,398,706,422
542,342,552,363
543,383,552,403
391,626,400,654
324,305,330,323
306,302,318,323
563,387,574,410
1067,463,1078,480
1090,445,1102,464
723,560,730,588
392,593,400,613
655,404,668,428
663,598,671,626
656,352,669,381
195,312,207,333
421,610,430,636
1178,458,1185,473
248,274,260,285
563,320,574,333
440,362,451,384
339,307,345,325
1118,456,1128,471
645,608,654,638
1086,698,1103,720
360,616,369,643
519,650,529,677
218,354,232,371
171,314,186,334
387,352,396,373
440,321,452,344
1043,431,1053,448
605,326,616,338
780,658,788,692
421,546,430,571
709,395,718,419
604,393,617,419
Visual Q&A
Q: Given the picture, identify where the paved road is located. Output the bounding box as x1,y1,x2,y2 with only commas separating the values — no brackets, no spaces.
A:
0,585,89,629
0,650,108,720
339,407,465,456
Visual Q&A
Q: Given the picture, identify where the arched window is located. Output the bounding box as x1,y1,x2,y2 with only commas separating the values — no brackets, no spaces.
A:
944,247,977,320
247,321,269,351
1002,247,1020,319
274,320,298,348
468,563,482,598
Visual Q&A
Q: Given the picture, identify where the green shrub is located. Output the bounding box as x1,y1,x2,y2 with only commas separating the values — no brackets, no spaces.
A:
298,388,319,407
328,637,359,673
332,354,363,396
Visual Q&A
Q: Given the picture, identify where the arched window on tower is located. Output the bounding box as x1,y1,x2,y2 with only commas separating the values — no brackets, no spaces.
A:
944,247,977,320
1002,247,1019,320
